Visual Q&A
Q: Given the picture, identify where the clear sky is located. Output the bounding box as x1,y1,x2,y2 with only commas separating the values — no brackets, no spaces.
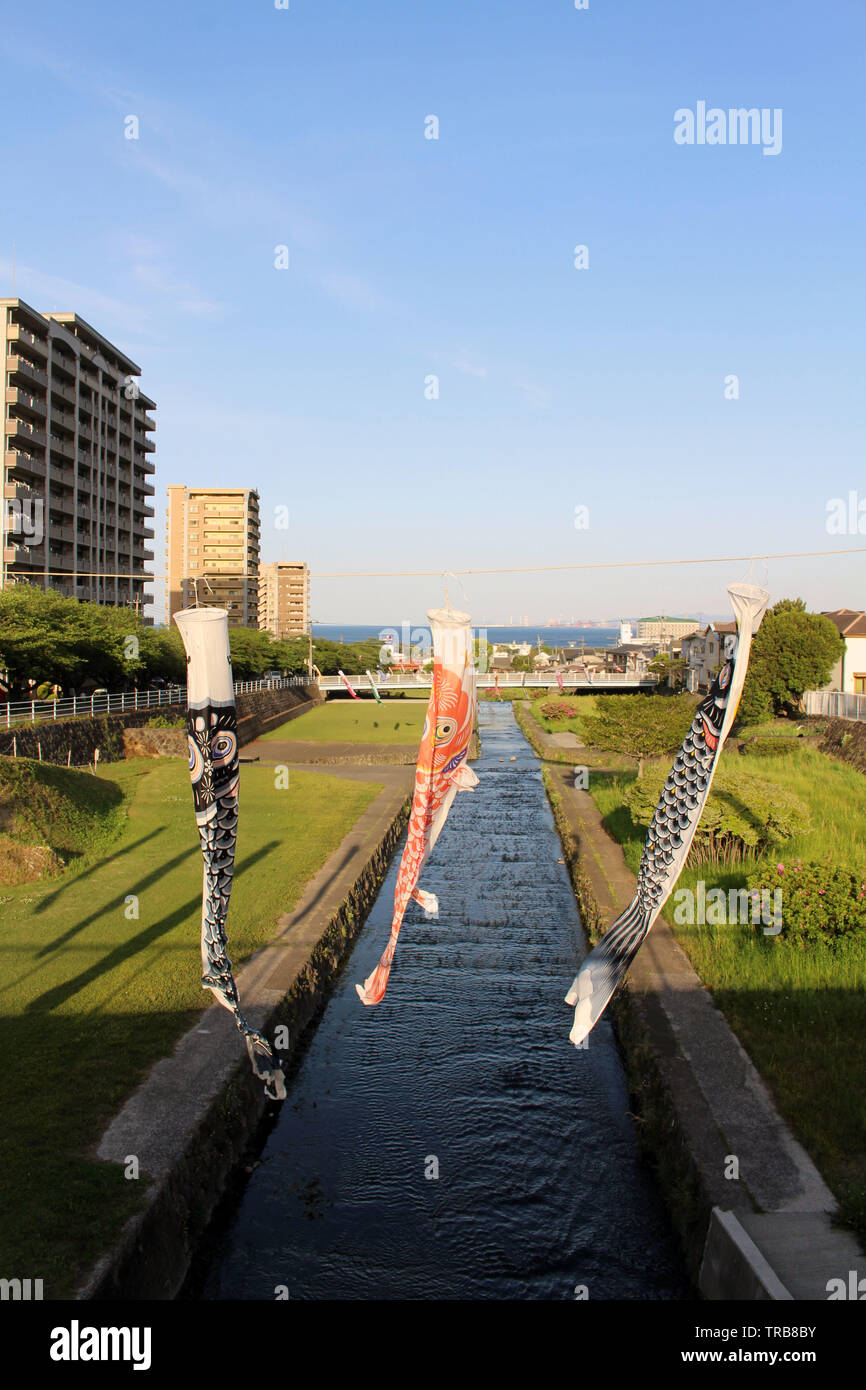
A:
1,1,863,626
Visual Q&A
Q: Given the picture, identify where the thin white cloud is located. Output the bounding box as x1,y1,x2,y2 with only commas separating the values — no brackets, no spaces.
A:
514,380,552,410
318,271,385,312
0,258,152,335
129,260,226,319
453,355,488,379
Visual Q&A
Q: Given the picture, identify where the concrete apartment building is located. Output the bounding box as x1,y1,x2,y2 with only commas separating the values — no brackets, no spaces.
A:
636,615,700,642
165,485,260,626
258,561,310,639
1,297,156,610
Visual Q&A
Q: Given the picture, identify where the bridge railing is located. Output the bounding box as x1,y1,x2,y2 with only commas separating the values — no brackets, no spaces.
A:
318,671,661,691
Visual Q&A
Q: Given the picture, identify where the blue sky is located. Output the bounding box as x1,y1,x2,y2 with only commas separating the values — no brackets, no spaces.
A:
2,1,863,625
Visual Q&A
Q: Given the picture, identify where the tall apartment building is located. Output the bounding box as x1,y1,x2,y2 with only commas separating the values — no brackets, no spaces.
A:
258,561,310,640
165,485,260,626
1,297,156,610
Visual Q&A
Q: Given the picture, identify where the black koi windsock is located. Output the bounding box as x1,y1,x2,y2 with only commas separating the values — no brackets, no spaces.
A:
174,607,286,1101
564,582,769,1047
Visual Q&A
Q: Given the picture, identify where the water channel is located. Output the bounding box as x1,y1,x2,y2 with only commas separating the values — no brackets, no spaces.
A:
195,702,689,1300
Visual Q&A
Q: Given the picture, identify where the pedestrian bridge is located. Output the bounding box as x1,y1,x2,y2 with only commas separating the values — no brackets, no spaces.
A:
317,672,660,693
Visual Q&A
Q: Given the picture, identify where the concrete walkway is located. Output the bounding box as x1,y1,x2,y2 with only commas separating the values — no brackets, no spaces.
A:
548,764,865,1301
81,764,413,1298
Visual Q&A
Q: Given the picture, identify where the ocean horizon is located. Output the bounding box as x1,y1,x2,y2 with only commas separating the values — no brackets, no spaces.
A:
313,623,620,648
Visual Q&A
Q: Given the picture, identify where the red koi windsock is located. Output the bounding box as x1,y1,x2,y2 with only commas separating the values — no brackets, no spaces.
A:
357,607,478,1007
338,669,360,699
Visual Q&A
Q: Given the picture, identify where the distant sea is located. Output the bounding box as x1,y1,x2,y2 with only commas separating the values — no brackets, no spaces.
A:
314,624,619,649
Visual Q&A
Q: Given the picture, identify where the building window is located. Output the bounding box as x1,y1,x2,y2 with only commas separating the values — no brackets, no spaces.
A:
854,675,866,695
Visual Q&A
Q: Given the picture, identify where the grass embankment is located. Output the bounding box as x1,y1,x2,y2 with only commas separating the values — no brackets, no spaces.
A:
263,699,426,744
0,759,127,885
0,756,381,1296
587,743,866,1244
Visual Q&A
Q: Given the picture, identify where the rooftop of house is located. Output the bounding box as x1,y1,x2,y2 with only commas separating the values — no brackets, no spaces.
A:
822,609,866,637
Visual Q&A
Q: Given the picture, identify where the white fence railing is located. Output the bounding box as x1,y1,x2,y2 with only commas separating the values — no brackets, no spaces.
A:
802,690,866,722
318,672,660,692
0,676,308,728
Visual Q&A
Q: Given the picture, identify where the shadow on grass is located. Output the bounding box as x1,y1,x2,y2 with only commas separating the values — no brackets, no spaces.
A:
26,840,280,1013
35,835,191,959
0,1009,193,1298
283,845,360,929
32,827,166,918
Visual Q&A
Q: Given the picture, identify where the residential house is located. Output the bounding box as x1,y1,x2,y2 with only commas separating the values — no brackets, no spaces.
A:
820,610,866,694
682,622,738,692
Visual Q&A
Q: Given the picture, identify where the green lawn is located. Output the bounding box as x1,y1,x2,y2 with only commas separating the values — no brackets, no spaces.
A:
0,757,380,1296
262,699,427,743
587,742,866,1244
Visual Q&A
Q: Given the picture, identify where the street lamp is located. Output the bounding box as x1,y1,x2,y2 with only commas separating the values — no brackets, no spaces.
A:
308,619,322,680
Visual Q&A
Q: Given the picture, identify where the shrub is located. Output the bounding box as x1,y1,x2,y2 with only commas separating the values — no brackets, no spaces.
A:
746,860,866,947
740,737,800,757
625,767,810,867
581,694,698,774
145,713,187,730
538,701,580,722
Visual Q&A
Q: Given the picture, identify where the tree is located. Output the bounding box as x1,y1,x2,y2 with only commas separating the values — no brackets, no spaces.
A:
736,599,844,726
137,626,187,683
648,652,686,689
0,586,149,689
580,694,697,776
228,627,277,679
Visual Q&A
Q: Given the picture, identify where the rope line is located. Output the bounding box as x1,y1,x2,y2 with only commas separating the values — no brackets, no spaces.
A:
6,545,866,583
310,545,866,579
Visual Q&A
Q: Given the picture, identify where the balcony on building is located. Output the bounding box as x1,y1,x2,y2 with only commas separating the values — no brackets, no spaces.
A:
7,323,49,359
6,354,49,390
6,386,47,420
5,449,46,481
6,417,47,449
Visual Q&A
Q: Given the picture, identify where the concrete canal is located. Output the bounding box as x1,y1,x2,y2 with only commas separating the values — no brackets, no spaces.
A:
193,702,689,1300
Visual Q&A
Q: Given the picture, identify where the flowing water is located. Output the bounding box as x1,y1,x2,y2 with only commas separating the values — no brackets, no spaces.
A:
196,703,689,1300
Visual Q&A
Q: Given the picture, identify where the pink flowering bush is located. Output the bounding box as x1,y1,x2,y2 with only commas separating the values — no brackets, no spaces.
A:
539,701,580,722
746,859,866,947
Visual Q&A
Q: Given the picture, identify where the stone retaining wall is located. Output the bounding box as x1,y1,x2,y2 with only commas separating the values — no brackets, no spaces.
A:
0,683,321,767
818,716,866,774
